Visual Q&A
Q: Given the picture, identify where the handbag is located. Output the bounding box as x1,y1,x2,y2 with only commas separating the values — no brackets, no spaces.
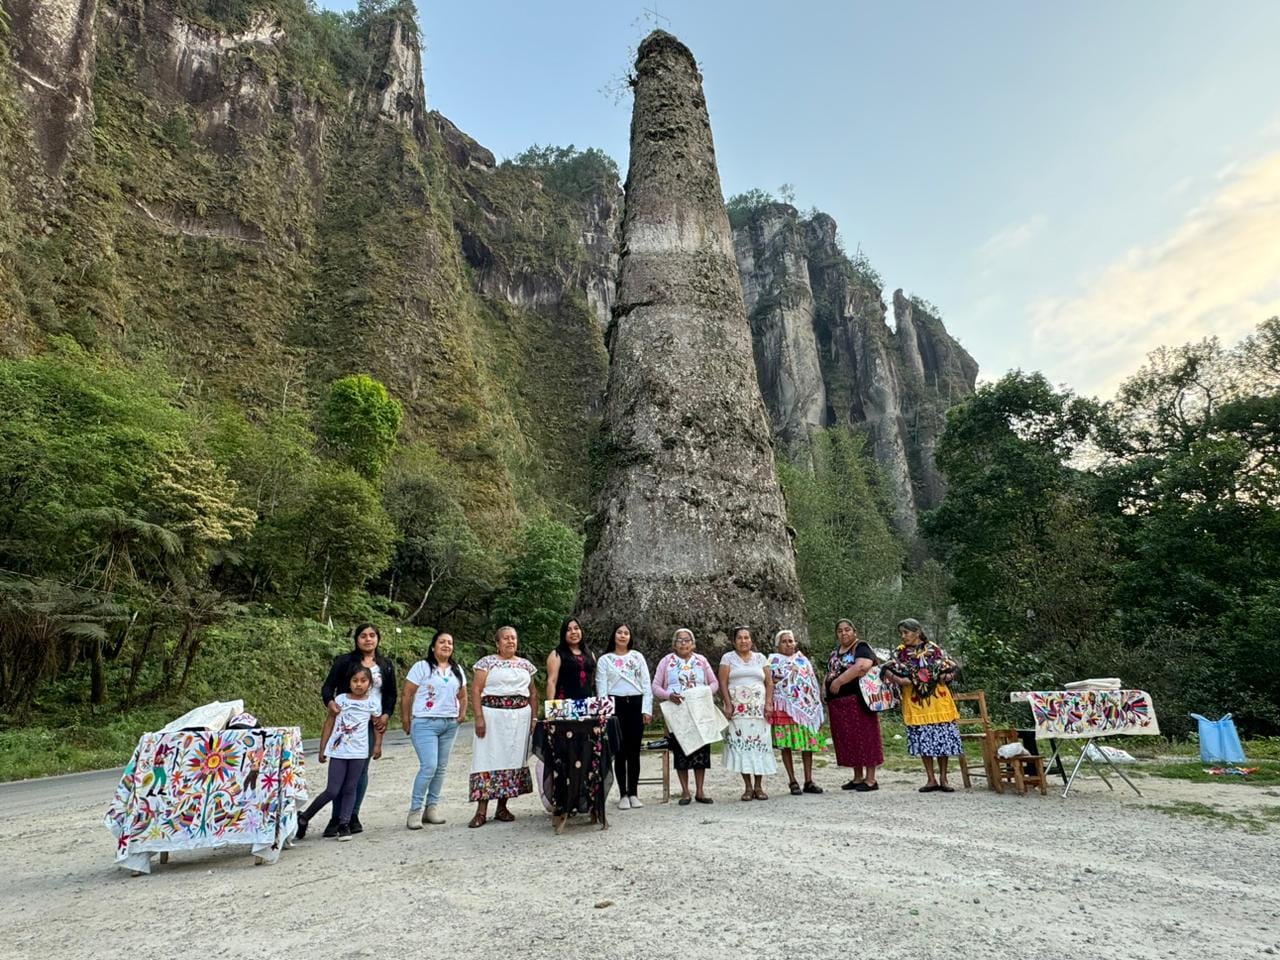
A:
857,664,900,713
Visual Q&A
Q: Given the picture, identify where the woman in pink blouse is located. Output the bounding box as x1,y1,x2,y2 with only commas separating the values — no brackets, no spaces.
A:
652,627,719,805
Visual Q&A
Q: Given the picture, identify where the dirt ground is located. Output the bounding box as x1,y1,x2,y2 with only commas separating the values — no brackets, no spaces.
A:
1,732,1277,960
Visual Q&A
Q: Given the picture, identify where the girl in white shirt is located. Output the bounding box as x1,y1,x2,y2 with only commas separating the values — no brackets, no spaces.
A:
595,624,652,809
401,632,467,829
298,667,383,842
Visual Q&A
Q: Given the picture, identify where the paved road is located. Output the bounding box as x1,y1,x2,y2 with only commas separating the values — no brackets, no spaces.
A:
0,728,418,818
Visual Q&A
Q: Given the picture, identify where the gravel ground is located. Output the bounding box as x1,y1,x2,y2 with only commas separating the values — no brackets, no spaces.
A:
1,732,1277,960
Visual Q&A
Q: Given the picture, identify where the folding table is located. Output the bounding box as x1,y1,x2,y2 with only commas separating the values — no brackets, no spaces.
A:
1010,689,1159,798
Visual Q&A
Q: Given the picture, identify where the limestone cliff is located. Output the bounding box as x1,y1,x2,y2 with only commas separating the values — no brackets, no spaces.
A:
0,0,616,533
734,204,977,537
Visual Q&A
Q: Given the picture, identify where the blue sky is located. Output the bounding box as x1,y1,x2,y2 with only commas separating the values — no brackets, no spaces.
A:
325,1,1280,396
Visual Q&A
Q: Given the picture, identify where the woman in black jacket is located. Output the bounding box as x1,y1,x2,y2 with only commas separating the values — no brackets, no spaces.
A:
319,623,397,835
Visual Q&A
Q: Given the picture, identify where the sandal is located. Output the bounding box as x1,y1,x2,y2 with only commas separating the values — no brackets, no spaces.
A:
495,807,515,822
678,796,692,806
803,781,824,794
741,790,754,802
695,795,713,804
753,788,768,801
938,784,955,793
467,813,487,828
919,784,941,793
789,781,802,796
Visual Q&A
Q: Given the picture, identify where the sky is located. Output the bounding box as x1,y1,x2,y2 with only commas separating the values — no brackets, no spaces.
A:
325,0,1280,397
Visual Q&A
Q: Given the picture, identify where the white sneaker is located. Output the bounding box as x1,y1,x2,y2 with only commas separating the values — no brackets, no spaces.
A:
406,809,424,830
629,795,643,808
617,796,632,810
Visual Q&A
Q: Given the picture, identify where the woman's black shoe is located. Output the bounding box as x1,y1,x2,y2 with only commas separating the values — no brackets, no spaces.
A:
295,815,309,840
841,780,861,791
322,819,340,838
348,816,364,834
789,781,802,796
803,782,824,794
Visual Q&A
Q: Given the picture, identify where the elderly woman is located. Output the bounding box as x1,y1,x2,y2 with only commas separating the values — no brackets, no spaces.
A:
652,627,718,805
882,618,961,793
767,629,824,795
719,626,777,801
825,619,885,792
468,625,539,827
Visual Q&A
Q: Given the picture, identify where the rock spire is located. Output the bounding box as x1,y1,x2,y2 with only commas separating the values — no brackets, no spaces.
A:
576,31,807,655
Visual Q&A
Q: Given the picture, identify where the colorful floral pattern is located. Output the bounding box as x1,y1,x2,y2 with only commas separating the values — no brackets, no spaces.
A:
771,720,821,752
1021,689,1160,740
468,766,533,801
544,696,615,721
104,728,307,863
767,652,824,730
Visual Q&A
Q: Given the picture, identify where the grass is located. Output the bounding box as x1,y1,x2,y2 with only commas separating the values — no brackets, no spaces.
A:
1147,800,1280,833
1140,760,1280,786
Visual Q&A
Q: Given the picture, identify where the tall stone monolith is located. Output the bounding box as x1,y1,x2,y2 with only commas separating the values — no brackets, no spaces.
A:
576,31,807,657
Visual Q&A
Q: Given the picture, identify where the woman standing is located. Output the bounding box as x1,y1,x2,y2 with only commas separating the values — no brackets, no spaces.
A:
401,631,466,829
320,623,397,835
767,629,824,795
883,618,961,793
596,623,652,809
652,628,718,805
825,619,885,792
719,626,777,801
545,617,596,702
468,625,539,827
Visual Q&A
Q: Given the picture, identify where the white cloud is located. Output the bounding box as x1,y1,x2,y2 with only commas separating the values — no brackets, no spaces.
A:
976,214,1047,264
1029,151,1280,397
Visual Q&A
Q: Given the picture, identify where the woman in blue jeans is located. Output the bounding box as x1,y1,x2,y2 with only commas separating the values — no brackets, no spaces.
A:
401,632,467,828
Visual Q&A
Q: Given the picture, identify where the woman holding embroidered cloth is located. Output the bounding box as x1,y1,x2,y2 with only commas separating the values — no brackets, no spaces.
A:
767,629,824,795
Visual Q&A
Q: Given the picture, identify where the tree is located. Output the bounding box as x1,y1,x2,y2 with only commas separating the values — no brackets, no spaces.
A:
258,466,396,621
923,372,1114,661
380,444,500,626
321,374,403,481
779,428,908,645
490,516,583,661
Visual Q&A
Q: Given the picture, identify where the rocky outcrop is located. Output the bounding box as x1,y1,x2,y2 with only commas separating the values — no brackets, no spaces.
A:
0,1,620,534
734,202,827,463
2,0,98,174
577,31,806,655
734,205,978,537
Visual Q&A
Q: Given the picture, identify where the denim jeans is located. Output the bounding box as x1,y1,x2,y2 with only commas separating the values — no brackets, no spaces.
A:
410,716,460,809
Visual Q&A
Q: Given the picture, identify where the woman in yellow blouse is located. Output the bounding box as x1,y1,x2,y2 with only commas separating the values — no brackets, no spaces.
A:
883,618,961,793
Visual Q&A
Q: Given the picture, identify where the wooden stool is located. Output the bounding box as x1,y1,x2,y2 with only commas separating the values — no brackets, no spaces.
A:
637,747,671,803
992,730,1048,795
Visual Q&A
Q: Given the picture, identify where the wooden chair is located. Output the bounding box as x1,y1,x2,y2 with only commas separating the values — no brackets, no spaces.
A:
991,729,1049,796
955,691,1001,792
637,743,671,803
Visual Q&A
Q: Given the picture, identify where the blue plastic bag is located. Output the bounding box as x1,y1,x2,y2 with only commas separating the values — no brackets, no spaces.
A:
1189,713,1246,763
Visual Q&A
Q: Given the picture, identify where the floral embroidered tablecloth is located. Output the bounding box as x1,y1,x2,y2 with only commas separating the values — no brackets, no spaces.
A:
104,727,307,873
1011,689,1160,740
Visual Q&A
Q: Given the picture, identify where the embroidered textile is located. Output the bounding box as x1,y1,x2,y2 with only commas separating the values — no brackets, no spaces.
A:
468,766,533,801
767,652,824,730
533,717,616,816
104,727,307,869
659,684,728,755
544,696,615,721
1014,689,1160,740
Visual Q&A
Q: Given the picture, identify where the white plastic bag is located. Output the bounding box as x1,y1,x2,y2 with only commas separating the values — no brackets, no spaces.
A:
1082,743,1136,763
160,699,244,732
997,741,1030,759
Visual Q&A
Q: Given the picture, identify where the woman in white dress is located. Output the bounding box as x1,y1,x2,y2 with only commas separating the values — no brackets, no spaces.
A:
468,625,539,828
719,626,777,800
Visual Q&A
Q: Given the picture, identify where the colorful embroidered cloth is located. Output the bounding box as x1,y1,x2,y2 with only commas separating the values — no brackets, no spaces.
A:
104,727,307,872
1012,689,1160,740
544,696,616,721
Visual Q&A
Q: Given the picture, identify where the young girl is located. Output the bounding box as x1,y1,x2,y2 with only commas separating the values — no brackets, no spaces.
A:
298,666,383,841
